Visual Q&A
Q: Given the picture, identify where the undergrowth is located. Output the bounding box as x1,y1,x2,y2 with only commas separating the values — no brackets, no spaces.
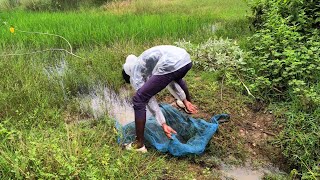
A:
247,0,320,178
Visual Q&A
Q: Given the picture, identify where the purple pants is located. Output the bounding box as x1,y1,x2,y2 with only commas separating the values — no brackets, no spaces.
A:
133,62,192,121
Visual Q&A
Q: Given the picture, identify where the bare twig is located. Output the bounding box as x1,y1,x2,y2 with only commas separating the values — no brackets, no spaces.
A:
0,48,84,59
262,130,276,136
1,24,84,59
235,72,255,99
272,87,283,93
16,29,73,53
220,75,225,101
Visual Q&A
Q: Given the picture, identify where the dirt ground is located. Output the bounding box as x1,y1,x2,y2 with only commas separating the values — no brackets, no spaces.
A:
161,94,284,179
164,95,278,155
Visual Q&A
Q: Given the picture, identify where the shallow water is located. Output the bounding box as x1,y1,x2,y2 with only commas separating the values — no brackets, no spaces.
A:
221,167,263,180
220,162,281,180
44,59,68,100
43,59,135,125
78,85,135,125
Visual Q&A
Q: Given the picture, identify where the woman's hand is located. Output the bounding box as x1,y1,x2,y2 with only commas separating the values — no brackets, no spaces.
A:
183,100,198,114
162,123,177,139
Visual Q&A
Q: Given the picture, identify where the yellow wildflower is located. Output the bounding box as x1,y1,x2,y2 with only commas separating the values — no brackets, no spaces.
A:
10,27,15,33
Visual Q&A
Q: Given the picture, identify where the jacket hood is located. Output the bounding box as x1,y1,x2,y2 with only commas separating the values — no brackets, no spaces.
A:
123,54,138,77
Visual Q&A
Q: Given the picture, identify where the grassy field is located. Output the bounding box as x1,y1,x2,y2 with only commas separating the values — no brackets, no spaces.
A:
0,0,298,179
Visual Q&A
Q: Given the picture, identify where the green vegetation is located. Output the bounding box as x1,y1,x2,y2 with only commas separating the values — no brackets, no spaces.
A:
246,0,320,178
1,11,211,48
0,0,112,11
1,118,198,179
0,0,319,179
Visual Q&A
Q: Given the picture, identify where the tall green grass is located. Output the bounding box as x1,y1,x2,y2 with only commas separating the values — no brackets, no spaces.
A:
1,11,212,49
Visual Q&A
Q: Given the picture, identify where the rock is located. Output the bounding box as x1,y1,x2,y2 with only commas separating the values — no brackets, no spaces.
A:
253,122,260,128
239,129,245,136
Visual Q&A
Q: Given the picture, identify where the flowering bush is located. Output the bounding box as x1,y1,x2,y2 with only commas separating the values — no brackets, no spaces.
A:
175,38,253,97
175,38,245,72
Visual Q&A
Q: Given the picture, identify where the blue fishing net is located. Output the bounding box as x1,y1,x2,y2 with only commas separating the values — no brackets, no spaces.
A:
117,103,229,156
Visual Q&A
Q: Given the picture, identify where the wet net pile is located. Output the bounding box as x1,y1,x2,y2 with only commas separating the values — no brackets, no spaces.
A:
117,103,228,156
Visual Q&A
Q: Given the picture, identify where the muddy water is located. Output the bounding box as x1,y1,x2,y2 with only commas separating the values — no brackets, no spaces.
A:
78,85,136,125
220,162,281,180
221,167,263,180
44,60,136,125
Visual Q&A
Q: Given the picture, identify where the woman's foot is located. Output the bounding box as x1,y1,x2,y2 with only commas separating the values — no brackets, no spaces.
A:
124,142,148,153
176,99,191,114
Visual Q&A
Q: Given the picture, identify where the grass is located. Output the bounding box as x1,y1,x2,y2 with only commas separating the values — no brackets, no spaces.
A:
1,12,211,48
0,0,251,48
105,0,249,19
0,0,254,179
269,102,320,179
1,118,194,179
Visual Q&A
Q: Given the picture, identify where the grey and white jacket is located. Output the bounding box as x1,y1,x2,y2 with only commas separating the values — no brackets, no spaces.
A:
123,45,191,125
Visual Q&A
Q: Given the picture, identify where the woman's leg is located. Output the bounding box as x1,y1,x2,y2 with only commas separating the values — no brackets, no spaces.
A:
132,62,193,148
174,62,192,101
132,75,173,148
175,79,191,101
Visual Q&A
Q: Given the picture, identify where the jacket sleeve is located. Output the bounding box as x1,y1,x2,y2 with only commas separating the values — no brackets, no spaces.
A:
130,65,145,91
167,82,187,101
147,96,166,126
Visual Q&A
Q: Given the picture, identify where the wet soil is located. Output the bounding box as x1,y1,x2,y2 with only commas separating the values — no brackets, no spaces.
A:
160,94,284,179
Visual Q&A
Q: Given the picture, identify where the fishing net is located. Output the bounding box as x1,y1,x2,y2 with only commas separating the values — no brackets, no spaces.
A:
117,103,229,156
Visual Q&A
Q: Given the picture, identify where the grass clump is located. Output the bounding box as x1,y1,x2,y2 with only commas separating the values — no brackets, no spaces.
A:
1,119,192,179
272,103,320,179
246,0,320,102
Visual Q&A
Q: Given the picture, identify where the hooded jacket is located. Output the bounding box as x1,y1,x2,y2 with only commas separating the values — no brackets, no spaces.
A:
123,45,192,125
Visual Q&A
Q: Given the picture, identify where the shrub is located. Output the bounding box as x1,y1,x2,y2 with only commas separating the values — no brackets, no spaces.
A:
176,38,245,72
22,0,52,11
247,0,320,105
175,38,248,93
0,0,20,9
90,0,113,6
249,0,320,32
50,0,80,11
22,0,80,11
